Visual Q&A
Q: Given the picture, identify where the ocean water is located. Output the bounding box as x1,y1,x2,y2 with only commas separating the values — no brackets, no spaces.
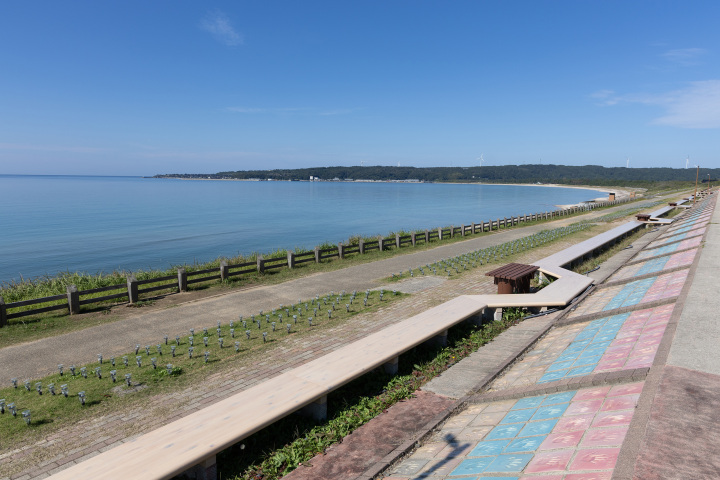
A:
0,175,603,284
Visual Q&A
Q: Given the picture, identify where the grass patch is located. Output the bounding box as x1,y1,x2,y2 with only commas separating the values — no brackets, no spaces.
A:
0,290,404,442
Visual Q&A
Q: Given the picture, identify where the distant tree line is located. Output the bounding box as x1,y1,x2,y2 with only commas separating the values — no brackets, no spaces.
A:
155,164,719,187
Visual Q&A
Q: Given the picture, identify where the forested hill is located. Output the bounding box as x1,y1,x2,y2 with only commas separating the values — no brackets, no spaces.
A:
155,164,719,186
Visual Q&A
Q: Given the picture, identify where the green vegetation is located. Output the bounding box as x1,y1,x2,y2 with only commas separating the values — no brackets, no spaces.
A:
220,311,524,480
156,164,718,188
0,290,402,441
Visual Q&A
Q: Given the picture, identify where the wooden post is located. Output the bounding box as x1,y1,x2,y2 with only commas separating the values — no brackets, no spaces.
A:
395,233,401,249
338,243,345,259
471,222,476,234
67,284,80,314
378,235,384,251
461,224,466,236
438,227,443,241
314,247,321,263
258,255,266,272
287,251,295,269
178,268,187,292
425,229,430,243
0,296,7,328
359,239,365,254
411,232,416,246
127,275,139,304
220,260,229,281
450,225,454,238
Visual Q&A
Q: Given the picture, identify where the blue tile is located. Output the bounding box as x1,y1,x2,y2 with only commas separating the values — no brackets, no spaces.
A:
531,403,568,421
500,409,535,424
469,440,510,456
503,434,547,453
537,370,568,383
518,419,557,437
556,352,580,362
542,391,576,405
546,360,575,372
484,453,533,473
450,457,494,476
573,354,603,367
566,364,596,377
486,424,522,440
511,396,545,410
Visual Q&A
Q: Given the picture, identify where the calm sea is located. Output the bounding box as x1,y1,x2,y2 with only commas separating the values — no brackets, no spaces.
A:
0,175,603,285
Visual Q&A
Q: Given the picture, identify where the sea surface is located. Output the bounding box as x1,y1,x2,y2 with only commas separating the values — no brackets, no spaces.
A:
0,175,604,285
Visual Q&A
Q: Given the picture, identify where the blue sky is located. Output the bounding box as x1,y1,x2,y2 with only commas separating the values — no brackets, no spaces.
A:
1,1,718,175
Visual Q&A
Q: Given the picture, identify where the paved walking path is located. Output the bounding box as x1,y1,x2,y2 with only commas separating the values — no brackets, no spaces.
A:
321,193,719,480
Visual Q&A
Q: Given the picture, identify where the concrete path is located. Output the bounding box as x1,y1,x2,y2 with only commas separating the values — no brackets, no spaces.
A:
0,208,618,381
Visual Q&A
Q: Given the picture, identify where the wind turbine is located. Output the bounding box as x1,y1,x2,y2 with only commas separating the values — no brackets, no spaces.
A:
476,154,484,167
626,157,630,168
686,156,689,169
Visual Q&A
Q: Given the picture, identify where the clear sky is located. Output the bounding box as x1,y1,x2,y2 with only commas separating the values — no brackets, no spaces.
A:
1,1,718,175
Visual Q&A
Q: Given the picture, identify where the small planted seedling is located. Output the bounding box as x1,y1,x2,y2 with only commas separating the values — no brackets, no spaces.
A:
144,346,151,356
286,324,291,333
176,335,181,345
234,341,240,353
98,354,103,364
151,358,157,369
204,352,209,364
203,327,208,336
203,337,209,347
188,347,194,359
230,328,235,338
216,328,222,336
166,364,173,375
164,335,169,345
0,399,5,413
95,367,102,379
124,374,132,387
346,304,350,312
189,336,194,346
11,378,17,389
110,370,117,383
308,317,313,327
35,382,42,395
156,345,162,355
22,410,31,425
262,332,267,343
81,367,89,378
48,383,55,395
110,357,116,367
293,315,297,324
135,356,142,368
327,310,332,319
171,345,176,357
8,403,17,417
218,337,224,348
242,320,247,329
58,364,64,376
271,322,276,332
190,328,195,336
61,384,69,397
24,380,31,391
135,345,140,355
123,356,129,367
245,330,251,340
78,391,86,405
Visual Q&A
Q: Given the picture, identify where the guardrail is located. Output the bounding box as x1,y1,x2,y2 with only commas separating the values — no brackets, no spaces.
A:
0,196,635,327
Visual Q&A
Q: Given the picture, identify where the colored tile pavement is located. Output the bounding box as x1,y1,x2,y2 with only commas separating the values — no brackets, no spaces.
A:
566,270,688,318
647,226,705,249
607,248,697,282
386,384,644,479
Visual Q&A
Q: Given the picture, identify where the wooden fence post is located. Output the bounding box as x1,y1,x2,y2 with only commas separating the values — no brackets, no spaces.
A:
359,239,365,254
378,235,384,251
395,234,401,249
450,225,454,238
178,268,187,292
411,232,416,246
67,284,80,315
461,224,465,236
314,247,321,263
438,227,443,241
0,296,6,328
425,229,430,243
127,275,139,304
287,251,295,269
338,243,345,259
258,255,266,272
220,260,229,281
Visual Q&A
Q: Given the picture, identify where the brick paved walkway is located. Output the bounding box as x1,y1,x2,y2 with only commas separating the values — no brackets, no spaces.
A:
383,193,719,479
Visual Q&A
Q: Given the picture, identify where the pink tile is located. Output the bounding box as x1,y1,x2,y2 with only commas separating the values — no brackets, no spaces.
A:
580,426,629,448
539,430,584,450
594,359,626,371
524,449,574,473
605,344,633,355
623,357,654,369
602,350,631,361
612,334,640,344
565,399,603,416
554,414,595,432
568,447,620,471
608,382,643,396
573,387,610,401
563,472,612,480
592,410,634,428
521,476,563,480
